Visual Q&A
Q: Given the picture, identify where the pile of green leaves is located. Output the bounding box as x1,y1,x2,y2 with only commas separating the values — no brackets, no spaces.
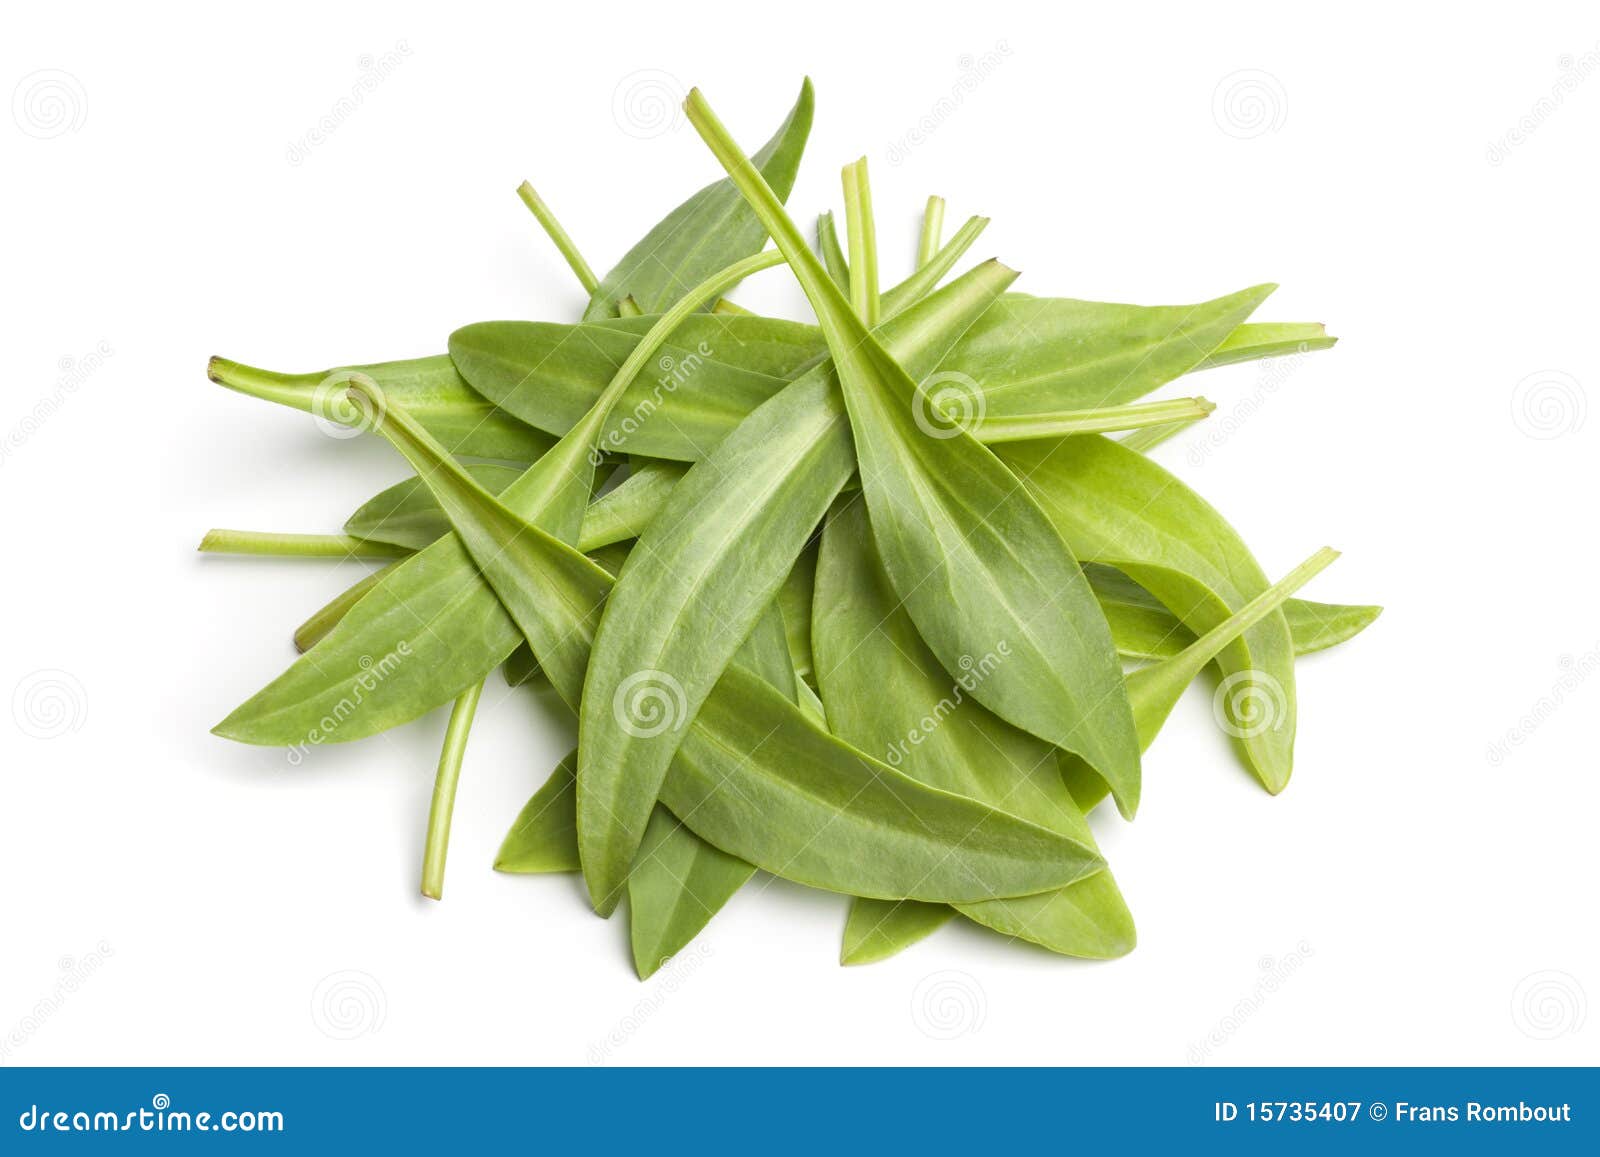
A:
201,80,1378,977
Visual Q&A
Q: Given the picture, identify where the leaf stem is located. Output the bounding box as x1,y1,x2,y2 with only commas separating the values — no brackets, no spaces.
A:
880,215,989,319
917,195,946,269
516,181,600,295
976,396,1215,443
841,159,880,326
1119,416,1204,454
421,680,484,900
198,529,410,559
816,212,850,289
207,356,321,412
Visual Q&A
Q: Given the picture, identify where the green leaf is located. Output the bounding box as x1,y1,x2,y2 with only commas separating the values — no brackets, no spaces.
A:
999,435,1302,794
206,354,554,463
583,79,814,319
841,899,953,965
345,463,528,551
1196,322,1335,369
346,382,1105,912
627,809,753,978
685,92,1142,815
1088,565,1382,661
578,261,1016,910
496,750,581,874
814,498,1135,962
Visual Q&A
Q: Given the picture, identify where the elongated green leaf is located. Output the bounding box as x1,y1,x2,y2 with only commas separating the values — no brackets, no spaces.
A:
1089,564,1382,661
816,212,849,288
343,380,1103,910
1196,322,1335,369
999,434,1300,794
1063,551,1338,811
496,750,580,873
346,463,527,551
451,315,816,462
815,499,1135,962
207,354,553,462
580,460,690,549
686,93,1142,814
216,253,781,748
940,288,1277,416
579,261,1017,909
292,562,403,653
842,900,953,965
583,80,813,319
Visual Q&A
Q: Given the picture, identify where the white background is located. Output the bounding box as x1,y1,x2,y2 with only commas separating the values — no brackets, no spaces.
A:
2,1,1596,1067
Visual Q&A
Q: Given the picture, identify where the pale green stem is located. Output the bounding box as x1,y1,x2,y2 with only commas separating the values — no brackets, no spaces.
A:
421,680,484,900
617,295,643,317
879,215,989,319
817,212,850,289
198,529,410,559
711,298,753,316
516,181,599,295
917,195,946,269
975,397,1215,443
841,160,880,326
